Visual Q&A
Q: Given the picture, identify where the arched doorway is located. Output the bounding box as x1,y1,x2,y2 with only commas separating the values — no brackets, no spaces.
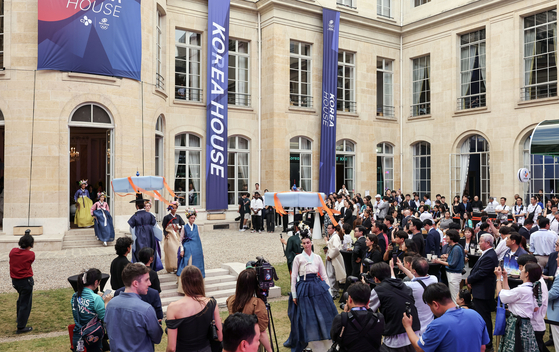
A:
376,142,394,195
451,134,490,204
69,104,114,226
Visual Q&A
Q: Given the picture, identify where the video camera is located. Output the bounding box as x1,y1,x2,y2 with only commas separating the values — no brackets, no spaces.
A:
246,256,279,303
358,258,376,286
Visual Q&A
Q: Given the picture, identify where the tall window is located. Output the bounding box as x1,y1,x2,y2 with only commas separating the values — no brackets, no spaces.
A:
290,137,312,191
459,29,486,110
227,136,249,206
228,40,250,106
0,0,3,68
337,0,355,8
412,55,430,116
336,140,355,195
376,142,394,195
377,58,394,117
155,115,164,218
290,41,312,108
414,0,430,6
337,51,356,112
175,29,201,102
412,142,431,199
174,133,201,206
523,9,557,101
156,10,164,89
377,0,390,18
451,135,490,204
523,134,559,203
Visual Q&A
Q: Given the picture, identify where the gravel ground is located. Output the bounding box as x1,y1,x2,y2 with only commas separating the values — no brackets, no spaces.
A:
0,228,325,293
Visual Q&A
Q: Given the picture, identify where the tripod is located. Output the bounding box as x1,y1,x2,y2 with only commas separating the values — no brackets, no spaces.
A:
266,301,280,352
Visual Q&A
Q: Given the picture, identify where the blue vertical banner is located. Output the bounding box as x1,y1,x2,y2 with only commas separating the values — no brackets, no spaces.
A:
206,0,230,211
205,0,230,211
319,9,340,194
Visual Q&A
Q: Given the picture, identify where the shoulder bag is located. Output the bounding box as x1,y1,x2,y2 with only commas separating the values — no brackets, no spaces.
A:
73,297,105,349
493,296,506,336
207,297,222,352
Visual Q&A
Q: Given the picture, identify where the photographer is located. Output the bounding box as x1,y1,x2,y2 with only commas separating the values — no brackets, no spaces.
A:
330,283,385,352
382,230,407,263
226,268,272,352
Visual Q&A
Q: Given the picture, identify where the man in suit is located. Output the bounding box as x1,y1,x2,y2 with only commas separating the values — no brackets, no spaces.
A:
457,195,473,220
424,219,441,256
466,233,498,352
351,226,367,276
519,217,534,240
410,218,426,257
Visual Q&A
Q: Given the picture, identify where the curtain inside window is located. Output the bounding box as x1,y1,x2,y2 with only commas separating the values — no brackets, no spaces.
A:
460,141,471,196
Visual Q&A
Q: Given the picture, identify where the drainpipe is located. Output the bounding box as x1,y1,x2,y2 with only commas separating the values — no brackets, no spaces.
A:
399,0,404,191
258,12,262,185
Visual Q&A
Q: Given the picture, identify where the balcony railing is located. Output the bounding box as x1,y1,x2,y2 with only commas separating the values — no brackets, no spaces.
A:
457,94,486,110
228,93,251,107
336,1,356,9
521,84,557,101
290,94,313,108
156,73,164,90
411,103,431,117
377,105,395,118
337,100,357,113
175,87,203,102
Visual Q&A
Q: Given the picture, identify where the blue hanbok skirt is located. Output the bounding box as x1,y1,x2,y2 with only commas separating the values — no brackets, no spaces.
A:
93,209,115,242
285,273,338,352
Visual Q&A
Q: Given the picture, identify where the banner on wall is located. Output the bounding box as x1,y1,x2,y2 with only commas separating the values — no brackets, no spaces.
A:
318,9,340,195
37,0,142,81
205,0,230,211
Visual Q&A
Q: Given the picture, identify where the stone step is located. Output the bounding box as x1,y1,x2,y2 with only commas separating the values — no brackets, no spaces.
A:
158,273,178,284
205,268,229,277
204,281,237,292
62,240,114,249
160,290,182,299
204,275,237,286
206,288,236,299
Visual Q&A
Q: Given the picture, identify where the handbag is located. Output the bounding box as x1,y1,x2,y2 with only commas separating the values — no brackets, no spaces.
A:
493,296,506,336
207,297,222,352
73,297,105,347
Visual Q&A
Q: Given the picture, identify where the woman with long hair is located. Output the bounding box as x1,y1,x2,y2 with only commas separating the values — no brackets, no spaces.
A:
342,199,354,227
166,266,223,352
226,269,272,352
452,196,461,217
325,224,346,299
495,263,542,351
287,236,338,352
402,238,419,256
71,268,105,352
361,233,383,273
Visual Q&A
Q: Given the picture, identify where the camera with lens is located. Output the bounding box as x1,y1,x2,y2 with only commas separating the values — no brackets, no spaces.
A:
246,256,279,303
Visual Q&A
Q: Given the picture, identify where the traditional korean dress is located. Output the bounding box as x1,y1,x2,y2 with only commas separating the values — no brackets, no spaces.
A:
162,213,184,273
91,201,114,242
128,209,163,271
176,222,205,284
74,188,94,228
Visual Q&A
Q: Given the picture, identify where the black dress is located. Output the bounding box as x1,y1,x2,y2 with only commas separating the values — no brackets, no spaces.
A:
166,298,216,352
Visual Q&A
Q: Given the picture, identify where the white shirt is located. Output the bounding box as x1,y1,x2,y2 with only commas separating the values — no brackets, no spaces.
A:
338,188,349,196
484,201,499,212
424,199,432,206
527,203,542,223
513,205,526,225
495,236,509,261
551,217,559,235
495,205,510,221
250,198,263,216
290,252,328,298
335,201,344,212
404,276,438,334
499,282,537,319
419,212,433,222
530,229,558,256
532,277,548,331
342,234,353,250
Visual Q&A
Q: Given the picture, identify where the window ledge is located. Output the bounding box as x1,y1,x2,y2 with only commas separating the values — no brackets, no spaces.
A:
516,96,559,109
377,15,397,23
337,111,359,118
0,69,10,80
376,115,398,122
453,106,490,117
62,72,122,86
408,114,433,121
153,87,168,100
173,99,205,108
288,106,316,114
336,4,358,13
228,105,254,112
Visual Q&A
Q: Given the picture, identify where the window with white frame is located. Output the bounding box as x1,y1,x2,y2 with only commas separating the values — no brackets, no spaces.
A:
289,41,312,108
376,142,394,195
378,0,390,18
154,115,164,218
337,0,355,8
0,0,4,68
336,140,355,195
459,29,486,110
227,136,250,206
377,58,394,117
175,29,202,101
228,40,250,106
338,51,356,112
414,0,430,6
412,141,431,199
156,10,164,90
412,55,430,116
290,137,312,191
174,133,201,206
523,133,559,204
523,9,557,101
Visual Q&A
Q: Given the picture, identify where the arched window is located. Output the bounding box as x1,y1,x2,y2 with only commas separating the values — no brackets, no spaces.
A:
227,136,249,205
412,142,431,199
70,104,112,126
523,132,558,203
174,133,201,206
451,134,490,204
290,137,312,191
335,140,355,195
0,109,4,122
155,115,164,177
376,142,394,194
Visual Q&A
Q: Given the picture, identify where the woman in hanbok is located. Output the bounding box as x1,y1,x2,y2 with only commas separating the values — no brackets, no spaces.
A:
90,192,114,246
287,235,338,352
162,201,183,273
74,180,94,228
176,208,205,293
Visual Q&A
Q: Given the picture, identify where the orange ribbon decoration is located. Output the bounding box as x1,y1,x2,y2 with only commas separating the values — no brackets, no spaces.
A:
317,193,338,227
163,178,183,199
127,177,172,207
274,193,287,215
271,192,338,227
111,181,135,197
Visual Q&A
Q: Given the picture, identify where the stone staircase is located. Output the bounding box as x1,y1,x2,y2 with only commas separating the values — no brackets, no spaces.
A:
159,263,282,314
62,228,129,249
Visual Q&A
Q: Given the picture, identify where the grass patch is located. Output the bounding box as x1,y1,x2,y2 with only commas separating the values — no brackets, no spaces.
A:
0,288,74,337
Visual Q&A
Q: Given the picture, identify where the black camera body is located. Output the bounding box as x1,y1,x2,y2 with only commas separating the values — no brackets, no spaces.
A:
246,256,279,301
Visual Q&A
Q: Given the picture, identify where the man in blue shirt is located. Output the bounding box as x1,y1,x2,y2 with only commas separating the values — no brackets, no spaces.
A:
105,263,163,352
503,232,528,276
402,283,490,352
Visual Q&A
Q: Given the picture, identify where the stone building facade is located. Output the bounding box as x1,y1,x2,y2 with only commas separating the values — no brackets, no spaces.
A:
0,0,557,238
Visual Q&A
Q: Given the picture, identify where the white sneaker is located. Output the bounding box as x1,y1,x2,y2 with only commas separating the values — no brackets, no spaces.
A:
239,228,245,232
103,242,107,246
258,230,262,233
